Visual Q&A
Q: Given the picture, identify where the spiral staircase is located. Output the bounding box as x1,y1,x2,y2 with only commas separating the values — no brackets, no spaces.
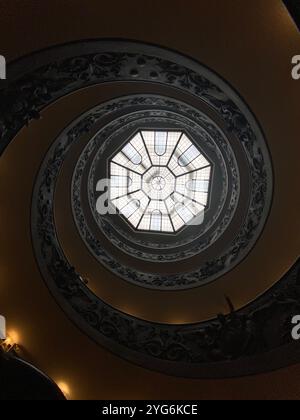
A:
0,0,299,399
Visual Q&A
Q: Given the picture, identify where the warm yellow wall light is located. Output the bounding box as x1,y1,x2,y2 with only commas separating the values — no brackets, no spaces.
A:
57,381,71,399
6,330,19,345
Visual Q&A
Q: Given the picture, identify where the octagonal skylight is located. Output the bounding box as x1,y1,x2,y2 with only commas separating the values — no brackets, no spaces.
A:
109,130,212,233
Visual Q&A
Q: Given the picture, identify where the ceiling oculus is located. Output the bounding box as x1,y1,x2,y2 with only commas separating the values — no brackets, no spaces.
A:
108,130,212,233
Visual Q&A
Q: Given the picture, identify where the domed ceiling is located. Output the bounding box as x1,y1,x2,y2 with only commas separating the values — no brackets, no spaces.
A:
0,0,300,399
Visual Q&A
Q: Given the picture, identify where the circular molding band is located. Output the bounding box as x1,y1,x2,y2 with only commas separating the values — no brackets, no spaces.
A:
25,41,273,290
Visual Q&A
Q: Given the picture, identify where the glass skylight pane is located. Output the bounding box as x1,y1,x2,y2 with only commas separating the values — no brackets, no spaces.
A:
110,175,131,187
128,173,142,193
130,190,150,210
111,195,129,208
130,133,152,168
175,167,211,205
150,210,162,231
186,179,210,191
176,205,194,223
160,131,182,165
154,131,167,156
112,134,151,174
141,130,182,166
110,162,128,179
127,209,143,228
119,199,140,218
185,201,205,216
141,130,159,166
138,214,151,231
161,215,174,232
178,145,201,166
170,213,185,230
123,143,142,165
167,135,193,176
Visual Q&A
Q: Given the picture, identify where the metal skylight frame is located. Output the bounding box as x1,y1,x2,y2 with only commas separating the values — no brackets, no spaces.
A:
110,130,212,233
